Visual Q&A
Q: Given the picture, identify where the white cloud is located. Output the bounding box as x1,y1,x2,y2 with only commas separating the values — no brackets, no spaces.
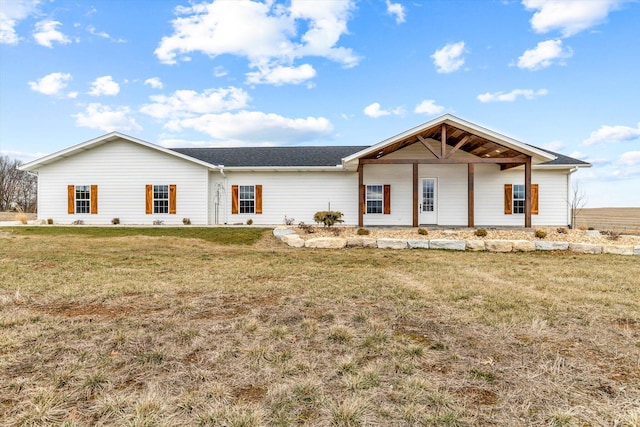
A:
523,0,624,37
414,99,445,115
386,0,406,24
73,103,142,132
0,149,48,160
86,25,126,43
140,87,249,120
88,76,120,96
165,110,334,144
144,77,164,89
28,72,72,96
618,151,640,167
0,0,39,44
154,0,358,85
516,39,572,70
33,20,71,48
569,151,587,159
214,66,228,77
541,140,566,152
583,122,640,145
363,102,404,118
246,63,316,86
431,41,466,73
477,88,548,102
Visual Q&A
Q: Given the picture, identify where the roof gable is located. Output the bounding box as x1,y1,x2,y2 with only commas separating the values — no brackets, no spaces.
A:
19,132,216,171
343,114,558,167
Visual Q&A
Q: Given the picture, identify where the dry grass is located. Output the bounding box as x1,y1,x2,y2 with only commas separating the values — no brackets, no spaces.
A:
1,229,640,426
575,207,640,233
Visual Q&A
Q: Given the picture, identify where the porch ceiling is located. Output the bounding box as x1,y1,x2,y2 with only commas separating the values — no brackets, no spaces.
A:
360,123,529,167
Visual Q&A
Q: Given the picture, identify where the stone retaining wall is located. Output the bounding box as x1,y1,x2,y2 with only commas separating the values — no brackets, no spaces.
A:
273,227,640,256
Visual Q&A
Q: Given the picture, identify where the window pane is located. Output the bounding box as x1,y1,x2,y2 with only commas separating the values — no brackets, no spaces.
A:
153,185,169,213
366,185,383,214
75,185,90,213
513,184,525,214
239,185,255,213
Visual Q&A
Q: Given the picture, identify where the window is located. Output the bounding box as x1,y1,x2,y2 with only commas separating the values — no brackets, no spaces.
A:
366,185,383,214
513,184,525,214
75,185,90,213
231,185,262,215
68,185,97,214
239,185,255,214
154,185,169,214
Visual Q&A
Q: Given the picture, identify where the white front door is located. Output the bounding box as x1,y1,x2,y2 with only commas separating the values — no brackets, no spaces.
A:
420,178,437,224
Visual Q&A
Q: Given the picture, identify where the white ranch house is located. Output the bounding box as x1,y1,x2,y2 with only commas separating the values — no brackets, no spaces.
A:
20,115,590,227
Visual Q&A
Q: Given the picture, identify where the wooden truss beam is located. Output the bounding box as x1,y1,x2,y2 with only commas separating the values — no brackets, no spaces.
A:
445,135,470,159
359,157,526,165
416,135,441,159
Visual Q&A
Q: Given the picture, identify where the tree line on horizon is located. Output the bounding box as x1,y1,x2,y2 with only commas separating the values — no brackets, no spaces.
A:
0,155,37,213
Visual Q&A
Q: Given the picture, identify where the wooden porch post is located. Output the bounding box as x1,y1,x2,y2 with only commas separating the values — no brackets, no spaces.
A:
413,163,418,227
525,156,532,228
358,163,364,227
441,125,447,158
468,163,474,227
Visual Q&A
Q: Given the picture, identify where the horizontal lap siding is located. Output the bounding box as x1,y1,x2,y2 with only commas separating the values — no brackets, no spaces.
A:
475,165,569,226
37,140,209,225
419,164,468,226
363,164,412,226
220,171,358,225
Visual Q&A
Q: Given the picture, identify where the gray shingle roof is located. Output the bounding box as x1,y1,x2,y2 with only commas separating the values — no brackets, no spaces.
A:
533,147,590,166
171,146,368,167
171,144,588,167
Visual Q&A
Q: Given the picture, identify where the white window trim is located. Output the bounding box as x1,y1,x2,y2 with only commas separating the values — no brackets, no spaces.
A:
239,185,255,214
75,185,91,214
513,184,525,215
153,184,169,214
366,184,384,215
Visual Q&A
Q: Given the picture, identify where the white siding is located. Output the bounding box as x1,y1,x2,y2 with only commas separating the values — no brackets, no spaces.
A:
36,139,209,225
217,171,358,225
359,143,571,226
475,165,570,226
362,164,412,226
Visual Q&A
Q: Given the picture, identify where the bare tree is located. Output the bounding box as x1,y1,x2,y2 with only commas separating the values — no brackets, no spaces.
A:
569,181,587,229
0,156,37,212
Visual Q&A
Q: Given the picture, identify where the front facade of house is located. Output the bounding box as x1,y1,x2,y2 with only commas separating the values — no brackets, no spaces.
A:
20,115,590,227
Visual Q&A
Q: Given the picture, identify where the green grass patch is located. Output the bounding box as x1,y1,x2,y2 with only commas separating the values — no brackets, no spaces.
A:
4,226,269,245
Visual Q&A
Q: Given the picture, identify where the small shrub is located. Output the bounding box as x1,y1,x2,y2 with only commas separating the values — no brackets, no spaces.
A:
111,217,120,225
298,222,315,234
556,227,568,234
246,218,253,225
417,228,428,236
15,213,28,224
313,210,344,228
588,227,595,231
182,217,191,225
72,219,84,225
284,216,295,226
153,219,164,226
357,228,370,236
603,230,621,241
474,228,487,237
47,218,53,225
535,229,547,239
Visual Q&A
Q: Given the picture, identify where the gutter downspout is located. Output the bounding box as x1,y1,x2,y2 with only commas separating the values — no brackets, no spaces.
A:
567,167,578,228
218,165,227,225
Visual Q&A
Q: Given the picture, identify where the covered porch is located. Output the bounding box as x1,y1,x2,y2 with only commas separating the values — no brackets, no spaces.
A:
343,115,555,228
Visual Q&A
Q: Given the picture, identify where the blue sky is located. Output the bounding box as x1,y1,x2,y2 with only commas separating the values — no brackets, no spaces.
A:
1,0,639,207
